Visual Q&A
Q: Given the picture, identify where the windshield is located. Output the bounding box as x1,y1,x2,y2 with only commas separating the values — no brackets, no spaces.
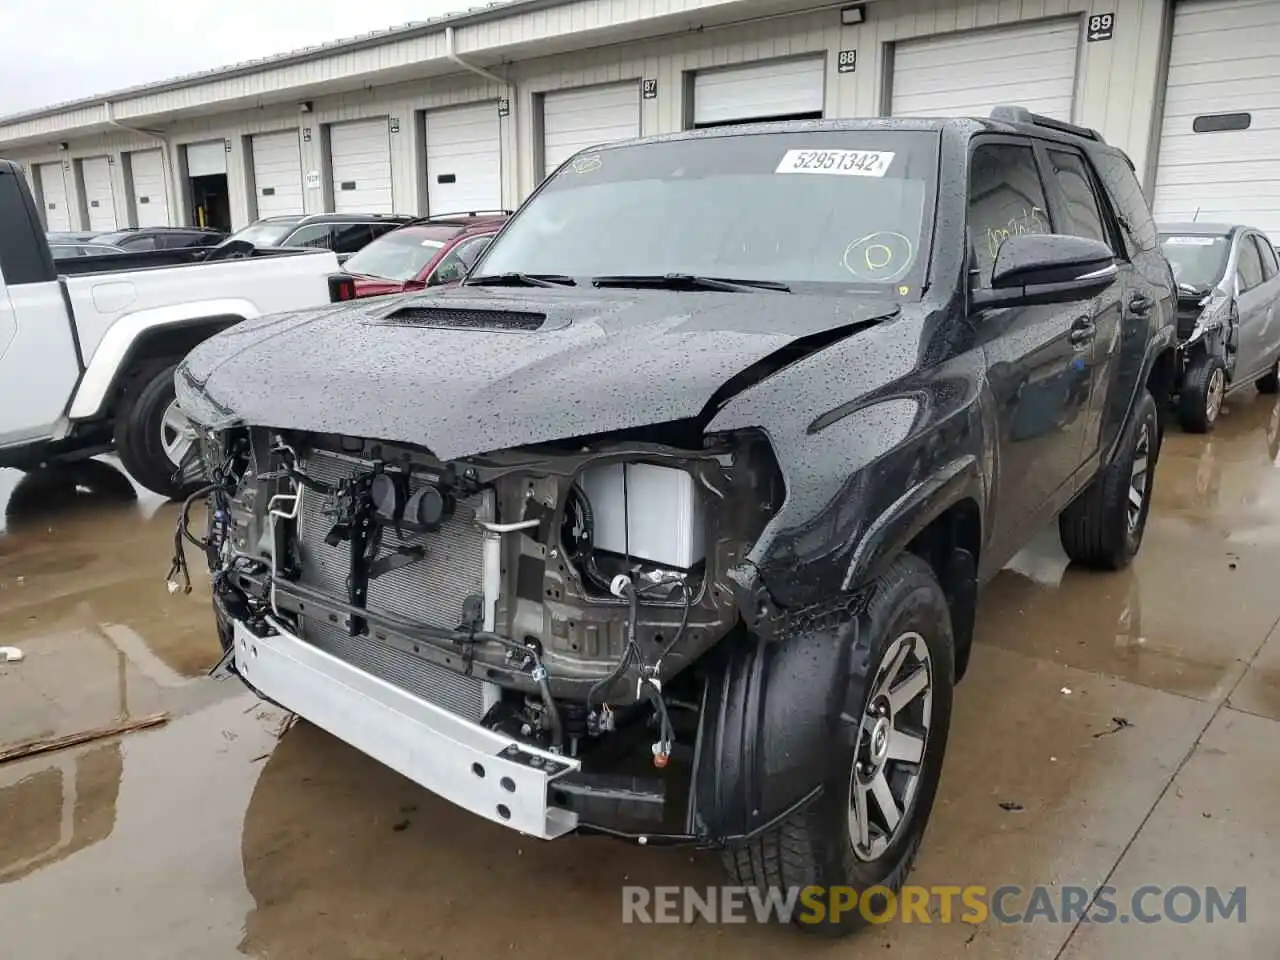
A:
343,227,456,281
474,130,938,293
1160,234,1230,292
228,221,299,247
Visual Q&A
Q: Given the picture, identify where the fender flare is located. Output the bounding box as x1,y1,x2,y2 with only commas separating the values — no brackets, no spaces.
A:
68,299,258,420
686,607,863,843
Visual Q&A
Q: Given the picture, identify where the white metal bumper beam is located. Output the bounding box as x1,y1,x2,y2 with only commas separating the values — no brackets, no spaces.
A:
234,619,580,839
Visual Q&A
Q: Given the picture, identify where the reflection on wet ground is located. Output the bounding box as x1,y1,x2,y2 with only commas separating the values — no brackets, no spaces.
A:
3,394,1280,958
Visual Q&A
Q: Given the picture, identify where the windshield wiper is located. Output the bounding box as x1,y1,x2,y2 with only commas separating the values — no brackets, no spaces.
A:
591,273,791,293
466,272,576,288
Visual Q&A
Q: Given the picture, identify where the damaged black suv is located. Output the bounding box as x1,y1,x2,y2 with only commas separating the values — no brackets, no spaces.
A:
174,106,1175,935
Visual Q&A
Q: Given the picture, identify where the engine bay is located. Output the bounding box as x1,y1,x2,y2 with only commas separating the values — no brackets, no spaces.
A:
183,425,782,763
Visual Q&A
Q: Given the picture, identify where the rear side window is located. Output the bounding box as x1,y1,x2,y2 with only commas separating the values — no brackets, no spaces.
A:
332,224,377,253
967,142,1050,285
119,235,158,251
286,223,339,249
1091,150,1158,254
1046,149,1108,246
1237,237,1265,292
1252,235,1278,280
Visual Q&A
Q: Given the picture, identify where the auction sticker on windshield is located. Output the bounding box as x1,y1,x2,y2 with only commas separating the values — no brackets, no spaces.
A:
775,149,894,177
1164,236,1218,246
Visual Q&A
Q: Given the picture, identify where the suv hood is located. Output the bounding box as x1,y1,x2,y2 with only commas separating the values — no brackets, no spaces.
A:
176,286,898,460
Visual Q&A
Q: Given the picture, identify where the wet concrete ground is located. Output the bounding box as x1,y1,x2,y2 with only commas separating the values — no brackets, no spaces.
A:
2,396,1280,959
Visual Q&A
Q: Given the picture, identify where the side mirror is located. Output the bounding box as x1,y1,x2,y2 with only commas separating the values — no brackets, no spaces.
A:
972,234,1117,309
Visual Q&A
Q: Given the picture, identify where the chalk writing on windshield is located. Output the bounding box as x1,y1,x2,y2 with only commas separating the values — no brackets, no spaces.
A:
984,207,1047,259
842,231,915,282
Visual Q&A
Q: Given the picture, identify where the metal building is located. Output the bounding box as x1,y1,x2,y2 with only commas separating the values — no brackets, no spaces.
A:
1,0,1275,238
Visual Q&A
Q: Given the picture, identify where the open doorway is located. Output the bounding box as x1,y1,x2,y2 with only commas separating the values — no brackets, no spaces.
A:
189,174,230,231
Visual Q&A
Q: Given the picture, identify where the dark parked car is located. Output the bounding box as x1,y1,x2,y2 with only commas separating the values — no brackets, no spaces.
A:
225,213,413,261
92,227,226,251
177,107,1175,937
49,241,123,259
1158,222,1280,431
340,212,508,298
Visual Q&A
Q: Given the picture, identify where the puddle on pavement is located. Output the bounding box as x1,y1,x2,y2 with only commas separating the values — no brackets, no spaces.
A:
0,694,281,959
1153,392,1280,543
978,393,1280,703
1,458,223,748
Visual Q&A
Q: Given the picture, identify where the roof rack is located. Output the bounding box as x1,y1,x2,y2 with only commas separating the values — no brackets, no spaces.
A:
410,209,512,223
988,105,1102,142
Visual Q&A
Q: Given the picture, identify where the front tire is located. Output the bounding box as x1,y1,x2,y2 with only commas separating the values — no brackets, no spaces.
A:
115,363,202,500
720,555,954,936
1177,355,1226,433
1059,388,1159,570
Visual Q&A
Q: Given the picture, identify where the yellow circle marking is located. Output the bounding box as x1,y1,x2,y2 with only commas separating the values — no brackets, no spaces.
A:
864,244,893,271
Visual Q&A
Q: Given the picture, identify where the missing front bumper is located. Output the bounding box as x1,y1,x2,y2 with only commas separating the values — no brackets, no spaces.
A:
231,617,581,840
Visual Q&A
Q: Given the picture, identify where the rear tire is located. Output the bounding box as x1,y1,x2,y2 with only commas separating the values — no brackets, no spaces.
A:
1059,389,1159,570
720,555,954,936
115,363,202,500
1255,357,1280,394
1177,355,1226,433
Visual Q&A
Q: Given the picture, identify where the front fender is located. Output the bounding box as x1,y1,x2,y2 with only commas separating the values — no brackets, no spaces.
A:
708,315,987,612
68,299,258,420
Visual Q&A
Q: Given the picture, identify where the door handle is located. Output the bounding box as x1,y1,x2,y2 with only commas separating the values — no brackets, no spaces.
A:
1069,317,1095,347
1128,293,1153,316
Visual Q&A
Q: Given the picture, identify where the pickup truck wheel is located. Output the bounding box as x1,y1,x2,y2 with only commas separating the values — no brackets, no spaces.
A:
115,363,202,500
1255,357,1280,394
1177,355,1226,433
720,555,954,936
1059,389,1159,570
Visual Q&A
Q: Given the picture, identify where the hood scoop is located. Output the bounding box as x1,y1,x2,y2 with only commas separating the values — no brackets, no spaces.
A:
374,306,549,332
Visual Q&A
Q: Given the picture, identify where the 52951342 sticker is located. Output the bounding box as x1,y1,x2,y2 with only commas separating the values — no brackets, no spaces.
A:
775,149,895,177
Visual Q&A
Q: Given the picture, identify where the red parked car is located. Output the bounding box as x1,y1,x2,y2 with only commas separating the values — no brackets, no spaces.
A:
340,212,509,298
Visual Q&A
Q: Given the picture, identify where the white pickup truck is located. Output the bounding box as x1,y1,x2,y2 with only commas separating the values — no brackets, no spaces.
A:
0,158,344,497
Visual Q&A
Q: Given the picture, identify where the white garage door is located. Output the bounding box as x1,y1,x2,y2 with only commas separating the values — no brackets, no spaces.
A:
542,83,641,175
693,58,826,127
80,156,117,231
252,130,304,219
35,162,70,232
329,118,393,214
129,149,169,227
425,102,502,215
1153,0,1280,240
186,141,227,177
891,19,1080,121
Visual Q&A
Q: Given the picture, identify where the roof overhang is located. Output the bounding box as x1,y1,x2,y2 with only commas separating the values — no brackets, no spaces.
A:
0,0,848,149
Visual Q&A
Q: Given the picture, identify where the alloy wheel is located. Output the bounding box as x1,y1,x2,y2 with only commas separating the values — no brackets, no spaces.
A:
160,399,198,469
848,631,933,861
1206,367,1225,423
1128,420,1151,534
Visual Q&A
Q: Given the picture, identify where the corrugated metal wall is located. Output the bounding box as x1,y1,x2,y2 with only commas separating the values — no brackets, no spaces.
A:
5,0,1173,231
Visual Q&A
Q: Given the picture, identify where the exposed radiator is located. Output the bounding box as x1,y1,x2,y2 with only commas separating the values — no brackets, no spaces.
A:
302,619,488,722
296,449,486,629
290,448,492,722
